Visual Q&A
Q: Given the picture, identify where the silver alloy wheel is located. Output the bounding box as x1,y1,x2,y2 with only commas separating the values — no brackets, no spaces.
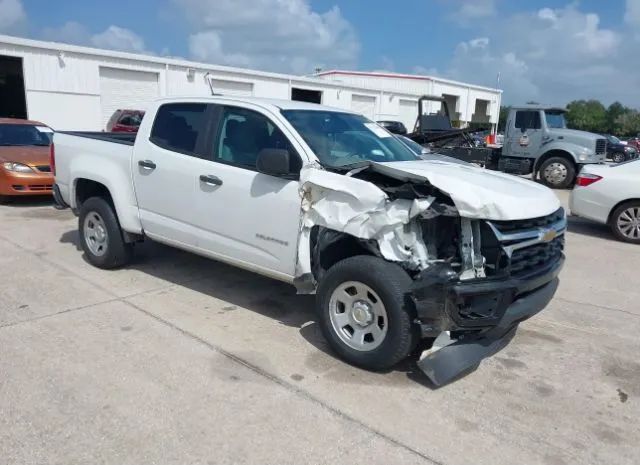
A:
83,211,109,257
612,152,625,163
543,162,568,185
328,281,388,352
617,207,640,240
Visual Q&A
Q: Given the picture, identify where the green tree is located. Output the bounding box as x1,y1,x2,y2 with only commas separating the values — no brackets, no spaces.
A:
615,110,640,137
498,106,510,132
566,100,608,133
606,101,629,134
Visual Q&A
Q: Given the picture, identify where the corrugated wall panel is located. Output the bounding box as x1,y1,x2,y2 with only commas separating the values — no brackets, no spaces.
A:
99,67,159,129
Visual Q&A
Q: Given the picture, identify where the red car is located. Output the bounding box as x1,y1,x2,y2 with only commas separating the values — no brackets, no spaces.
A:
106,109,145,132
626,137,640,151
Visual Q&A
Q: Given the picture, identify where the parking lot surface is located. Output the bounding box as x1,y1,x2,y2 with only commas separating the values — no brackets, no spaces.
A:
1,191,639,465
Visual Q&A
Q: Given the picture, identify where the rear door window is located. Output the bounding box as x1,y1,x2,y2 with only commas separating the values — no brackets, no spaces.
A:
150,103,210,157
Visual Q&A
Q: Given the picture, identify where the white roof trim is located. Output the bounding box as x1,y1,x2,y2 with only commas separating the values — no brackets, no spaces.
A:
0,34,427,99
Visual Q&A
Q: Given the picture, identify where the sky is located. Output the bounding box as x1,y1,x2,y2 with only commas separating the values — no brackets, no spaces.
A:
1,0,639,107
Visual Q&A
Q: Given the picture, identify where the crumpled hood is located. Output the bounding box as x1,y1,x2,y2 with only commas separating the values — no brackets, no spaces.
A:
374,160,561,220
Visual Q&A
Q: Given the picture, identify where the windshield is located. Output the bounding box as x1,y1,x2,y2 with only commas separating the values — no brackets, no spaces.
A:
544,111,567,129
607,135,621,144
0,124,52,146
397,135,426,155
281,110,418,168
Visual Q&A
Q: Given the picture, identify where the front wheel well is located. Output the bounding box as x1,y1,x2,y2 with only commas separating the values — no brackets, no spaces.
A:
535,150,576,173
310,227,380,283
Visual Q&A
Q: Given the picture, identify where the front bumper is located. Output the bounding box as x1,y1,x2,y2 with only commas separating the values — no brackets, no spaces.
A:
0,169,54,196
411,257,563,386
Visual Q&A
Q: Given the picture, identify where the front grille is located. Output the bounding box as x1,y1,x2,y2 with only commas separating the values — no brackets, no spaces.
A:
596,139,607,155
12,184,53,192
483,208,566,280
510,236,564,278
35,165,51,172
489,208,565,234
28,184,53,191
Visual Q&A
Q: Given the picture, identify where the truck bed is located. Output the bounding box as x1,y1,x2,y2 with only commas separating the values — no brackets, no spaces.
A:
57,131,136,146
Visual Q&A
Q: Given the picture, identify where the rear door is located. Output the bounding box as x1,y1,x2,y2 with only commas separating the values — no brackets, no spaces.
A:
188,103,304,277
132,102,214,246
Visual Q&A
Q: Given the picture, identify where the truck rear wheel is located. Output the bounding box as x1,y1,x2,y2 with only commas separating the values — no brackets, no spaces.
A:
539,157,576,189
316,256,418,371
79,197,132,269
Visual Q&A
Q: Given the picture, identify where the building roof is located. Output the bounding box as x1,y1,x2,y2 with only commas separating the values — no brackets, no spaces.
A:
317,69,502,94
0,34,419,99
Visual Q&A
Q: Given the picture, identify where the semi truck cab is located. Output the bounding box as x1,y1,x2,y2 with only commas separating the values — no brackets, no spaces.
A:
501,105,607,188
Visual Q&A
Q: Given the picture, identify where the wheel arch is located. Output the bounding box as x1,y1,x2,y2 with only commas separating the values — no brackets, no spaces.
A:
534,149,577,173
71,175,142,234
310,226,381,283
607,198,640,224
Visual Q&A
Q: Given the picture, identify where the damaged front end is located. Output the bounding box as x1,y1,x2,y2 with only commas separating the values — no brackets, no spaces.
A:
296,161,566,386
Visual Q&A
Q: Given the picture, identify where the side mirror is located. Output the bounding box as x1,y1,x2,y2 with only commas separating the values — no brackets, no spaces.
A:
256,148,292,178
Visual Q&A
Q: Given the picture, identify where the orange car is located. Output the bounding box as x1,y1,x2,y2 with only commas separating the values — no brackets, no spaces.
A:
0,118,54,202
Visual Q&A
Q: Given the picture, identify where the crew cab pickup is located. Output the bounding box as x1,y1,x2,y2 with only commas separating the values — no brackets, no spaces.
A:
52,97,566,386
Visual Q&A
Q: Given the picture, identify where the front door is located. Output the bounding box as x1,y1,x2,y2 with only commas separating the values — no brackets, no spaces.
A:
508,110,543,159
190,104,304,277
132,102,214,245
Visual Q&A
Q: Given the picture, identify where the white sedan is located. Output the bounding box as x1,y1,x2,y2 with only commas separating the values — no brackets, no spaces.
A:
570,160,640,243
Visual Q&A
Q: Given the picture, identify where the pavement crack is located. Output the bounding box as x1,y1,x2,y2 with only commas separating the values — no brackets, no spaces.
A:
124,298,444,465
0,298,120,330
555,296,639,318
0,231,442,463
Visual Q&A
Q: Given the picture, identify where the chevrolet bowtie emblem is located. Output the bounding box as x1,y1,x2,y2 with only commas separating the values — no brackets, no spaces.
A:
541,228,557,242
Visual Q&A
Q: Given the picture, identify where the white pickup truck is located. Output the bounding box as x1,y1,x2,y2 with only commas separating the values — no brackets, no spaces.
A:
52,96,566,385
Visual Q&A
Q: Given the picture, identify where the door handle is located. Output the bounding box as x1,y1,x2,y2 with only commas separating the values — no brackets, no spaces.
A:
199,174,223,186
138,160,156,170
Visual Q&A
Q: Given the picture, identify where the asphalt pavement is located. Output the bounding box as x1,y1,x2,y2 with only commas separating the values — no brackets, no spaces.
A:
1,191,638,465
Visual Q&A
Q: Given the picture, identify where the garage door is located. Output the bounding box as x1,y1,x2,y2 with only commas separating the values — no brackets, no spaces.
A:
351,94,376,120
206,77,254,97
99,67,159,130
398,99,418,132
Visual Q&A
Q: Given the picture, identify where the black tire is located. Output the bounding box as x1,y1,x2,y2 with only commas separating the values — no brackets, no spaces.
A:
316,255,419,371
538,157,576,189
78,196,132,269
0,195,11,205
609,201,640,244
611,152,625,164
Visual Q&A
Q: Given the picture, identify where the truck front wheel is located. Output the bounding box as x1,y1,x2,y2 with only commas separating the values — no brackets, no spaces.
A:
79,196,132,269
316,256,419,371
539,157,576,189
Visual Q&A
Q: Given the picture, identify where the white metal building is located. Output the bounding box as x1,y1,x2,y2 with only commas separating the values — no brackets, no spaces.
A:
0,34,501,132
318,70,502,129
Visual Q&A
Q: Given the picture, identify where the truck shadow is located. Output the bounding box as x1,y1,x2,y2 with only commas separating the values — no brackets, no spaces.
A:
58,230,436,388
1,196,53,208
